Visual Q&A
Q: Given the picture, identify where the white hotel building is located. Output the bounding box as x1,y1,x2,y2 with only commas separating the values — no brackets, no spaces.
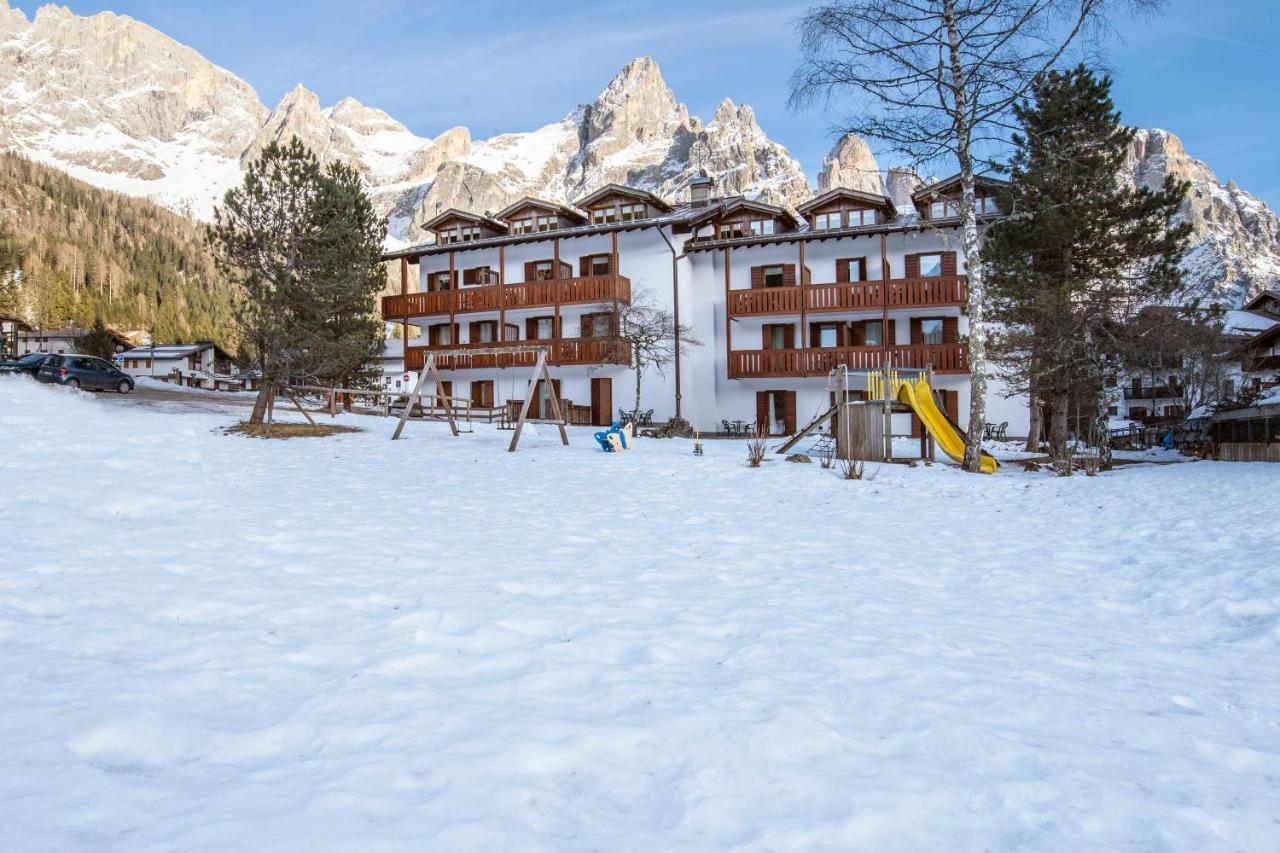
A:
381,176,1028,438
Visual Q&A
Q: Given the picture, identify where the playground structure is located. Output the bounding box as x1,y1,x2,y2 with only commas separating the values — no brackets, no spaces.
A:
594,420,635,452
777,366,999,473
391,345,569,452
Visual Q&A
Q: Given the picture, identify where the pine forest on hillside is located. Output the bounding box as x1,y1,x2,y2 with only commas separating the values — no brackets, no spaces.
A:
0,152,237,345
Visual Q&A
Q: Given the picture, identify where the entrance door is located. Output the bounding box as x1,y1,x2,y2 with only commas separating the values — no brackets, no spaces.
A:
534,378,562,420
590,377,613,426
755,390,796,436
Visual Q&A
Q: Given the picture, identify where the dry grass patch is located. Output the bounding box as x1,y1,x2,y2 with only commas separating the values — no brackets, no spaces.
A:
224,421,361,440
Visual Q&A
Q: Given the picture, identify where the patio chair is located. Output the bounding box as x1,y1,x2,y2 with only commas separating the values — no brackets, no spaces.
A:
641,409,654,426
721,419,735,436
995,421,1008,441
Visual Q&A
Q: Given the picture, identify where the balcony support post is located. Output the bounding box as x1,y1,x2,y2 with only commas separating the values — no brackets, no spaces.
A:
881,232,892,459
724,247,732,378
799,240,807,377
400,256,410,373
448,250,457,346
498,244,506,345
553,237,561,364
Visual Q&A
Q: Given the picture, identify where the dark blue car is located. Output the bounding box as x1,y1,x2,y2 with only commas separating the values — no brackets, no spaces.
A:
36,354,134,393
0,352,52,377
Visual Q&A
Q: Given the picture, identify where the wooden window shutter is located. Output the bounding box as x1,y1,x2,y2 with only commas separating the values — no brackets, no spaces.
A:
559,260,571,279
836,258,850,281
580,314,594,338
580,256,590,276
783,391,797,435
784,324,795,349
750,266,765,289
782,265,797,287
942,317,959,344
755,392,770,434
809,322,822,347
941,252,958,276
525,318,537,340
910,318,923,345
857,258,868,280
851,321,865,346
468,321,480,342
905,254,920,278
886,318,897,345
524,261,537,281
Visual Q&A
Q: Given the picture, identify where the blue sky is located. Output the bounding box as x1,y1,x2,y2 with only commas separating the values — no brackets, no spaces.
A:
15,0,1280,207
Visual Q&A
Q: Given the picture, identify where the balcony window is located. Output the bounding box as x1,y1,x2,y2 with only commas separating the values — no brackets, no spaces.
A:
589,314,613,337
511,218,535,234
533,261,556,281
920,318,944,345
815,324,840,347
814,212,841,230
929,200,960,219
592,208,618,225
977,196,1001,215
864,320,883,347
749,219,776,236
535,215,558,232
762,265,785,288
588,255,611,276
848,208,878,227
768,325,791,349
620,203,646,222
718,221,749,239
474,322,496,344
533,317,556,340
918,253,944,277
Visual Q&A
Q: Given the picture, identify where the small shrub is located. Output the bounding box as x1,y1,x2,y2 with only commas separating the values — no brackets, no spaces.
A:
840,455,865,480
746,433,767,467
819,442,835,469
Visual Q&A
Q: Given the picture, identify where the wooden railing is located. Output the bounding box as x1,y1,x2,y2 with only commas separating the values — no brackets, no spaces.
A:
728,276,967,316
405,338,631,371
383,274,631,319
728,343,968,378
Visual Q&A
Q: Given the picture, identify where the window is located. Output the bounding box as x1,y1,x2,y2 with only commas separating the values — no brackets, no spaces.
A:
929,200,960,219
864,320,883,347
511,218,535,234
463,266,497,286
620,203,646,222
590,315,613,337
840,257,868,282
1107,405,1119,416
534,317,556,340
427,271,453,291
535,215,558,232
471,380,494,408
762,265,786,288
815,324,840,348
473,322,496,344
917,253,944,277
533,261,555,281
977,196,1001,215
587,255,611,276
436,228,458,244
749,219,776,236
429,324,453,345
920,319,944,345
592,207,618,225
769,325,791,349
717,221,748,239
814,212,841,230
848,208,877,227
459,225,481,242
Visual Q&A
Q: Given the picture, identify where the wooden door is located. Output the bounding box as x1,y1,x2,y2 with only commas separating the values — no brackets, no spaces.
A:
590,377,612,426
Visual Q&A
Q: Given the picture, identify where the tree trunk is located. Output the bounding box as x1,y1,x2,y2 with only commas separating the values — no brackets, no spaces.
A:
1025,392,1043,453
249,379,273,425
1048,390,1070,458
633,360,642,419
943,0,987,473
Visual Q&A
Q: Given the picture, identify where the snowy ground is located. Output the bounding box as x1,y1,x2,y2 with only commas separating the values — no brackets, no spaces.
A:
1,376,1278,851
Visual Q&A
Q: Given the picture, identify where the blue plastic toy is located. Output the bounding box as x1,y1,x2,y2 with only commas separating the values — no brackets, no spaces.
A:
595,420,630,452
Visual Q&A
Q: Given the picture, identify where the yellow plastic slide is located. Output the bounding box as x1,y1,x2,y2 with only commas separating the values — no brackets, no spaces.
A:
895,377,999,473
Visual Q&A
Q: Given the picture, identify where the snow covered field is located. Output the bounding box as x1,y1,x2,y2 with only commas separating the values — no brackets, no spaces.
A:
1,377,1278,851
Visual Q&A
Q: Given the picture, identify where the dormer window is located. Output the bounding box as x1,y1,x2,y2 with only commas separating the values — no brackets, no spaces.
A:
717,222,747,239
437,228,458,245
511,218,535,235
814,212,841,230
535,215,558,232
848,208,877,227
620,203,646,222
977,196,1001,215
749,219,776,236
459,225,481,242
930,200,960,219
592,208,618,225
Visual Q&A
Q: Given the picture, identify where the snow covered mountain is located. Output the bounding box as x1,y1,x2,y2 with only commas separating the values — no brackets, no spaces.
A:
2,0,1278,306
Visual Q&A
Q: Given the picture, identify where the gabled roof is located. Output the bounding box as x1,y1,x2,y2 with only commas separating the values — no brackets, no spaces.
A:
689,197,802,230
492,197,587,225
1242,289,1280,314
911,173,1009,202
0,314,32,330
797,187,896,216
420,208,508,234
572,183,673,213
119,341,235,361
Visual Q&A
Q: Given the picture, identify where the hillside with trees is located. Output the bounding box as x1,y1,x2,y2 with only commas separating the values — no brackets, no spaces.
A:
0,151,237,345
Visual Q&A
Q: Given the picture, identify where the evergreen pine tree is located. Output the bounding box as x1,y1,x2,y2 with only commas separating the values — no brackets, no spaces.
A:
77,316,118,360
983,66,1190,455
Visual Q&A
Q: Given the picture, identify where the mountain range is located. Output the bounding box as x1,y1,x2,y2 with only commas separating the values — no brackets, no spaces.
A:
1,0,1277,308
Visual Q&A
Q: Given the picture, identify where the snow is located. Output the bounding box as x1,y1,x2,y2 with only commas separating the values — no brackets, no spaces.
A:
2,375,1279,850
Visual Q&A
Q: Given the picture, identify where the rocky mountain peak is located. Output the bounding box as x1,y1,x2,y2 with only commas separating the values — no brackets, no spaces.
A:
817,133,885,196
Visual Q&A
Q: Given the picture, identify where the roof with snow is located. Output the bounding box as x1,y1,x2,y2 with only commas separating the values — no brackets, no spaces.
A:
491,197,586,225
119,341,234,361
1222,309,1279,337
796,187,895,216
910,174,1010,202
572,184,673,213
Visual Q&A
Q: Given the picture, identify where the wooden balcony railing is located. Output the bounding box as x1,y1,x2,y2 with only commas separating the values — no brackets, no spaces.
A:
1123,384,1184,400
728,275,967,316
383,274,631,320
405,337,632,371
728,343,968,378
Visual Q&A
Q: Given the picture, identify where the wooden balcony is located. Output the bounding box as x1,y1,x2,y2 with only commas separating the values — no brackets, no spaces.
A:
728,276,967,316
383,274,631,320
728,343,968,378
405,337,631,371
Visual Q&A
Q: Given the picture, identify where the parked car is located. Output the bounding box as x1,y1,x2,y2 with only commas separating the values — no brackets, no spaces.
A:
0,352,52,377
36,354,134,393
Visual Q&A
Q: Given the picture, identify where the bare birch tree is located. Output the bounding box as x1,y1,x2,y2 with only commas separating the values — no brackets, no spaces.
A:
790,0,1162,471
603,289,700,420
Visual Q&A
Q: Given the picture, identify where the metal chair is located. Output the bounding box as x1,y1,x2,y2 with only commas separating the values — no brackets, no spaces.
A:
995,421,1008,441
